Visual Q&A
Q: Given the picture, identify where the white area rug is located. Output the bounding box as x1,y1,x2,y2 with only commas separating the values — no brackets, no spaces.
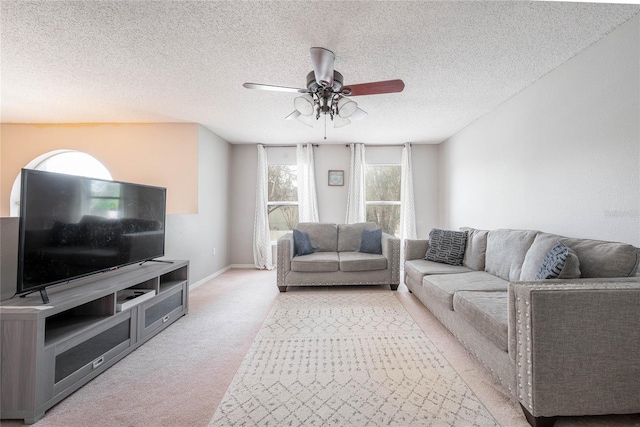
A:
210,291,498,426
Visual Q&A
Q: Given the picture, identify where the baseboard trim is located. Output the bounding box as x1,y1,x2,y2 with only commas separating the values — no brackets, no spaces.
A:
188,264,259,290
189,266,233,290
229,264,256,269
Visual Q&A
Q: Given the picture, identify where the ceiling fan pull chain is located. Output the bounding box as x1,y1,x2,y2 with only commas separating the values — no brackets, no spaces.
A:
324,114,327,140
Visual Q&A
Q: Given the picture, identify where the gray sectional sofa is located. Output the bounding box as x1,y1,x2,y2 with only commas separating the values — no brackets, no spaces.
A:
404,228,640,427
277,222,400,292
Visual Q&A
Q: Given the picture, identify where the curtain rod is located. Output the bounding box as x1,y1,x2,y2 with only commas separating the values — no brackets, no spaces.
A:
344,143,411,147
262,143,409,148
265,144,319,148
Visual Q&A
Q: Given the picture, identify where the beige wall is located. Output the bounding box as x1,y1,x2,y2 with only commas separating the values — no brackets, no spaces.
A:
0,125,231,294
1,123,199,216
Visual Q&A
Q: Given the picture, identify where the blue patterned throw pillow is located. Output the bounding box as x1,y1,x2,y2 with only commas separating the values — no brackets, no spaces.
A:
424,229,467,266
293,229,314,256
360,228,382,254
536,242,569,280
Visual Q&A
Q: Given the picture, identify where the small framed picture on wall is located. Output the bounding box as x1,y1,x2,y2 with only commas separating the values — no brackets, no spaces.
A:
328,170,344,186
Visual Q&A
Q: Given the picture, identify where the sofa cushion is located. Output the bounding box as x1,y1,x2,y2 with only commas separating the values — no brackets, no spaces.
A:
339,251,387,272
404,259,473,286
291,252,339,272
535,242,580,280
453,291,508,351
293,229,314,256
423,271,508,310
485,229,537,281
520,233,580,280
425,229,467,266
558,237,640,278
360,228,382,254
520,232,639,279
337,222,377,252
297,223,338,252
460,227,489,271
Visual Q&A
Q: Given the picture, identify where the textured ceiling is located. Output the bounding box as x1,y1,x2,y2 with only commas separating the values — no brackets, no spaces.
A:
1,1,638,145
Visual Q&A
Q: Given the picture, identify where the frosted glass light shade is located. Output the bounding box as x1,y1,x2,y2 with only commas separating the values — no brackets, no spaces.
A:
297,114,315,127
294,95,314,116
337,97,358,118
333,116,351,128
350,107,367,121
285,110,301,120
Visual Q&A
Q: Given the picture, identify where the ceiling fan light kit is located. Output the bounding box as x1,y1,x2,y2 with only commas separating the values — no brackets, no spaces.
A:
333,115,351,128
350,107,367,121
337,97,357,118
243,47,404,136
293,94,314,116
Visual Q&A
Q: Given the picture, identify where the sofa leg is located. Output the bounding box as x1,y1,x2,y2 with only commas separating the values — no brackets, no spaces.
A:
390,285,398,291
520,404,557,427
278,286,287,292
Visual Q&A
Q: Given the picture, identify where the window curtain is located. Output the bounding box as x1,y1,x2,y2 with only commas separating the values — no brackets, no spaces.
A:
296,143,319,222
400,142,417,240
253,144,273,270
345,143,366,224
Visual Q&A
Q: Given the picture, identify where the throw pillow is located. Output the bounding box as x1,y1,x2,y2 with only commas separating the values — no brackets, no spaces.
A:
558,246,581,279
360,228,382,254
424,229,467,266
536,242,571,280
293,229,314,256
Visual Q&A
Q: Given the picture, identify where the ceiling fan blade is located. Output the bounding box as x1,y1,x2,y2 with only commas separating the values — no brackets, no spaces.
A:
310,47,335,88
243,83,308,93
341,79,405,96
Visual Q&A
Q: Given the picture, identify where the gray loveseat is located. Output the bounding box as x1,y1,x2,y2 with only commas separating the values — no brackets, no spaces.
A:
277,222,400,292
404,228,640,427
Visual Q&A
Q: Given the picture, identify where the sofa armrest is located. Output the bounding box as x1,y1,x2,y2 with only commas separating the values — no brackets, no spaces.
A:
404,239,429,261
277,233,294,288
509,279,640,418
381,233,401,285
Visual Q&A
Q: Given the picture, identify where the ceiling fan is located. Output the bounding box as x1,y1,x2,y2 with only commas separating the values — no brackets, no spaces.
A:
243,47,405,134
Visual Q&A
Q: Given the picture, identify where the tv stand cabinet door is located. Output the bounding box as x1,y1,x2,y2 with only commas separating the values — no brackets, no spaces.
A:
137,283,187,342
47,311,135,397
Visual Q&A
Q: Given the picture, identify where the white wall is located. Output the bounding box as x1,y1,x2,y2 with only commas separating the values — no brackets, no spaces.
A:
412,144,440,239
315,145,351,224
439,15,640,246
164,126,231,283
229,144,258,265
228,143,440,264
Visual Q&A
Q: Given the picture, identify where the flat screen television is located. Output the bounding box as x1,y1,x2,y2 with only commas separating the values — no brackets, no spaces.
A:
17,169,167,302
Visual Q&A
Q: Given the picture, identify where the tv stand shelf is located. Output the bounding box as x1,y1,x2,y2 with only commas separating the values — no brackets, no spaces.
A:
0,260,189,424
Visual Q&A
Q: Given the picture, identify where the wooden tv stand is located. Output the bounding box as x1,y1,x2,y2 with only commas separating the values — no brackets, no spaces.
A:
0,260,189,424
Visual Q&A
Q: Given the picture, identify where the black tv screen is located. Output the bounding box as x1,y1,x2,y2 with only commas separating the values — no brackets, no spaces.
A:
17,169,167,296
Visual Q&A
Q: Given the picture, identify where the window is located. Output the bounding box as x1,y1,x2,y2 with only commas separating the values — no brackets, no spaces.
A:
365,164,401,237
34,151,112,179
10,150,113,217
267,165,298,240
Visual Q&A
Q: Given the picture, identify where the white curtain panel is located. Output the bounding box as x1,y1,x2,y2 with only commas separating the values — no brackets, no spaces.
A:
296,143,320,222
345,143,366,224
400,142,417,240
253,144,274,270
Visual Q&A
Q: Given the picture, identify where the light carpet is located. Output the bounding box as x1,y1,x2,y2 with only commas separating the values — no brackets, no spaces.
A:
210,291,498,426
